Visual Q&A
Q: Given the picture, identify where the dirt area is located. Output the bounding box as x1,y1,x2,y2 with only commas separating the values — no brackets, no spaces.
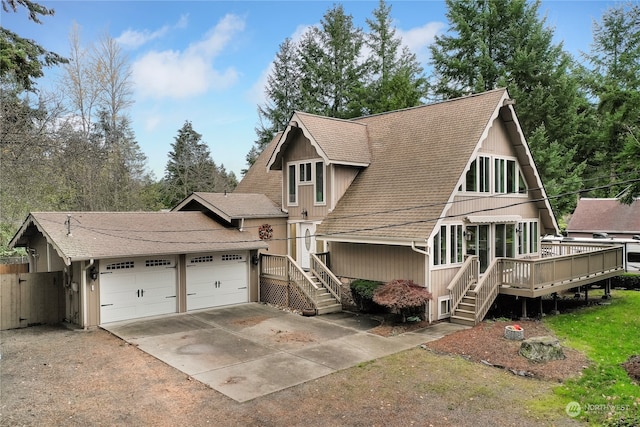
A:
0,317,585,427
426,319,590,382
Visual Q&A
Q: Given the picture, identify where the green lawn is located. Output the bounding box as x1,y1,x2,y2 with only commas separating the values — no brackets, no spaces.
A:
544,290,640,426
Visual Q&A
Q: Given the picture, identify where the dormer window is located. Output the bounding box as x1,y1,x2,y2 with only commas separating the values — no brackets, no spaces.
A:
287,160,326,207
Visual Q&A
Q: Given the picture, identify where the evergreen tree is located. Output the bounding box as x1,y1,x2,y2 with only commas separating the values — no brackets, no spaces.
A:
429,0,586,217
363,0,427,113
577,3,640,202
1,0,67,91
163,121,234,207
297,4,366,118
247,38,301,170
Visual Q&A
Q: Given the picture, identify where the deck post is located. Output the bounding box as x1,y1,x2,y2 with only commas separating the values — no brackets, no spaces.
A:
585,286,589,305
602,278,612,299
521,297,528,319
552,292,559,315
539,297,544,317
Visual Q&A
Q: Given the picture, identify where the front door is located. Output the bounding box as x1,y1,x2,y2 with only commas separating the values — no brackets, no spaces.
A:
298,222,316,270
466,225,490,273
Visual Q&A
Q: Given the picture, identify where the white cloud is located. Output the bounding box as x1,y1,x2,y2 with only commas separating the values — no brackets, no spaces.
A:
132,14,245,100
397,21,445,65
115,15,189,49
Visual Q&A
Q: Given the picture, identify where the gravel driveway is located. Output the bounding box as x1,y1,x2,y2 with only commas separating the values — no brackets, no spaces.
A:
1,317,581,426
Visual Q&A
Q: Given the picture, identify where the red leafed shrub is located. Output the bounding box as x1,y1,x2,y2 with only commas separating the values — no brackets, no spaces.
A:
372,279,433,322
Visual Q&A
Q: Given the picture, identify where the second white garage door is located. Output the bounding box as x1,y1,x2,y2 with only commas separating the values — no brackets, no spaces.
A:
186,252,249,311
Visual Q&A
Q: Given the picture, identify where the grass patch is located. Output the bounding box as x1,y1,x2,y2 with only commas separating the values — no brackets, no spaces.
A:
544,290,640,425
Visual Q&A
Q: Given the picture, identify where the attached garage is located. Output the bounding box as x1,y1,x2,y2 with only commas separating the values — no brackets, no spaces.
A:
9,210,268,329
186,252,249,311
99,257,178,324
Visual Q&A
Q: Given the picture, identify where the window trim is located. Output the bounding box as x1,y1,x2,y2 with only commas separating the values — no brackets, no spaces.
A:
288,164,298,206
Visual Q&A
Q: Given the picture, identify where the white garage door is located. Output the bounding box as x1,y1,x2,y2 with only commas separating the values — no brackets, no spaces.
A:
99,257,177,324
186,252,249,311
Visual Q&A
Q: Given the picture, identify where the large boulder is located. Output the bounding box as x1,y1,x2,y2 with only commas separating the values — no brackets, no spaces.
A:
519,336,565,362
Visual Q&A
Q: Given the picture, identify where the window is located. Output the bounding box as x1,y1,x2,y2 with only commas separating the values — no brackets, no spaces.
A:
518,221,539,255
288,164,296,204
299,162,312,183
495,224,515,258
434,224,464,266
315,161,324,204
464,156,490,192
438,296,451,319
495,158,505,193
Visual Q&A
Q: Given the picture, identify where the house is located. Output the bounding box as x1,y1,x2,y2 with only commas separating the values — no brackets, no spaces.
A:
8,211,267,328
567,198,640,239
7,88,624,329
243,88,624,324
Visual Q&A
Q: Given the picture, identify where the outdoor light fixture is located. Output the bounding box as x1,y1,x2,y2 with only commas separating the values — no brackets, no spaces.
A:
301,208,308,218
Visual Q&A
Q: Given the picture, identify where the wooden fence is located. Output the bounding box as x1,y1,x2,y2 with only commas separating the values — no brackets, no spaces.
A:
0,272,64,330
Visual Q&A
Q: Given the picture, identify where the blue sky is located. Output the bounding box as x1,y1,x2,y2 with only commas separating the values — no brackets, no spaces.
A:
5,1,615,180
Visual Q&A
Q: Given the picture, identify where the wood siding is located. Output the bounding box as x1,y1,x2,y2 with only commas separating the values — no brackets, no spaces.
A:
328,242,425,284
481,118,516,156
331,165,360,210
243,218,288,255
1,271,64,330
430,266,460,301
447,194,539,220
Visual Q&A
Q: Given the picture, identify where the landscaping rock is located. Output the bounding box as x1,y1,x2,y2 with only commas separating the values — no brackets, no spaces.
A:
519,336,565,362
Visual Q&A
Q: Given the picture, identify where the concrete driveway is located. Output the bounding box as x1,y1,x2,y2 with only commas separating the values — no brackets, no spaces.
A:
103,303,466,402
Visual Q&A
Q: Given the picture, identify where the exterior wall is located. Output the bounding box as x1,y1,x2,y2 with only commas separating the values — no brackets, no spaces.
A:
249,249,260,302
328,242,425,284
430,266,460,302
482,118,516,156
447,194,539,219
243,217,288,255
29,236,66,273
331,164,360,209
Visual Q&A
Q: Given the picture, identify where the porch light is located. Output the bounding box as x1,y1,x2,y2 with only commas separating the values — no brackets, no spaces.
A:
301,208,308,218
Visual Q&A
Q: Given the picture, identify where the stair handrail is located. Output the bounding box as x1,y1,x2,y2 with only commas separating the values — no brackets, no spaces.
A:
287,255,320,308
310,253,342,302
447,255,479,310
473,258,503,323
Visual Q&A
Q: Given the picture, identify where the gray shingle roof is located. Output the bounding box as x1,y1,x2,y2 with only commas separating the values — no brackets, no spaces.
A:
235,133,283,205
568,198,640,234
173,192,286,221
317,89,508,241
11,211,267,263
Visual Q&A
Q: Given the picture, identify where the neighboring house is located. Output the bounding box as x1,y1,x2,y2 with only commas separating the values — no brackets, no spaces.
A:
9,211,267,328
567,198,640,239
243,88,623,324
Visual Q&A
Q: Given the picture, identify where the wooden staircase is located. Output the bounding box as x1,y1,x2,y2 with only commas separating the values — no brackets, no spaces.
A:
450,283,478,327
309,272,342,315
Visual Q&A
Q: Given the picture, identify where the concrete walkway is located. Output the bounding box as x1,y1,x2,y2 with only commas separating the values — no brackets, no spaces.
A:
103,303,466,402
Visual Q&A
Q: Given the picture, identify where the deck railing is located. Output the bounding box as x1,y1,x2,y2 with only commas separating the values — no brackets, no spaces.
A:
473,258,502,323
260,254,318,308
447,255,479,310
501,245,624,293
310,253,341,302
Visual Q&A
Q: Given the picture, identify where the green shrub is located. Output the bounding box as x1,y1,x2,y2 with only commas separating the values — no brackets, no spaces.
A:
611,273,640,290
350,279,384,313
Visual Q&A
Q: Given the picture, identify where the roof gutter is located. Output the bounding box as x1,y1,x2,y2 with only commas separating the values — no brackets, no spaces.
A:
411,241,432,324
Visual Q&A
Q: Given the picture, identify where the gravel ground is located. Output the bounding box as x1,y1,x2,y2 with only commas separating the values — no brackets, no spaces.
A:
0,320,583,427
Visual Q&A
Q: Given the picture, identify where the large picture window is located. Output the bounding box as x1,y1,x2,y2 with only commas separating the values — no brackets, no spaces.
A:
464,155,527,194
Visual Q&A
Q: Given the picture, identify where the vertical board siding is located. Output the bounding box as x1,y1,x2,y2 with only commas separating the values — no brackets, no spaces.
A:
1,271,64,330
329,242,425,284
332,165,360,208
482,119,515,156
430,267,461,300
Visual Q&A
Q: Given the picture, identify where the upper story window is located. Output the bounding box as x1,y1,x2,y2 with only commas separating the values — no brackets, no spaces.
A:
464,156,490,192
299,163,312,183
462,155,527,195
287,160,326,206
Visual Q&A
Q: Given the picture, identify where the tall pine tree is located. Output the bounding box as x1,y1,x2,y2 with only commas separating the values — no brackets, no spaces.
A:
429,0,587,217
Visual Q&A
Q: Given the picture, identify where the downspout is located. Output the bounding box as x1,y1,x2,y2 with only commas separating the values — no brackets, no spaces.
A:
411,241,432,324
82,259,94,330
